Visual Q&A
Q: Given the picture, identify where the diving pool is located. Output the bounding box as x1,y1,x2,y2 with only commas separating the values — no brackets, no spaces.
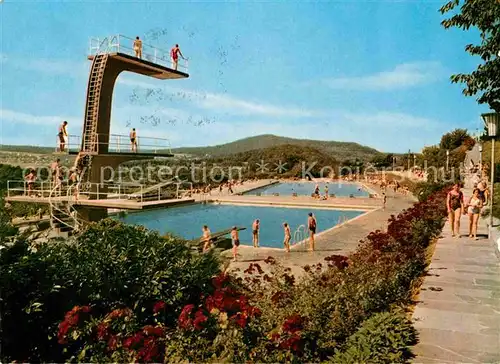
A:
246,182,370,197
116,203,365,249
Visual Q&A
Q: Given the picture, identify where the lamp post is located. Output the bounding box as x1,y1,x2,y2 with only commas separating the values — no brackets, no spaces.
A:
407,149,411,171
392,156,396,171
446,150,450,172
481,112,500,238
413,154,417,169
479,144,483,175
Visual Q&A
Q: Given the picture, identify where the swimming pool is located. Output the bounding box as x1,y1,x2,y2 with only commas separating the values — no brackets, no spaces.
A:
116,203,365,249
246,182,370,197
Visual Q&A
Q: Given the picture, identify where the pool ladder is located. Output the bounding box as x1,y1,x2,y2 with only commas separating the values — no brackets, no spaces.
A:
293,224,307,244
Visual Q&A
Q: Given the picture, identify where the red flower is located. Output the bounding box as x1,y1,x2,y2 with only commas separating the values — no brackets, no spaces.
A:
152,301,166,314
97,322,110,341
280,333,303,353
178,304,195,329
282,314,304,333
143,325,164,336
107,335,118,351
232,312,248,328
212,273,229,289
107,307,132,320
193,309,208,330
123,336,135,349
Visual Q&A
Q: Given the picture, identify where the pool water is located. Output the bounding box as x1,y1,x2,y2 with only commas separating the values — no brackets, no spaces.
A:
246,182,369,197
116,203,365,249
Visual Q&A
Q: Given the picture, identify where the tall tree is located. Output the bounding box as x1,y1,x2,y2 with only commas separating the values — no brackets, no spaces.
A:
440,0,500,111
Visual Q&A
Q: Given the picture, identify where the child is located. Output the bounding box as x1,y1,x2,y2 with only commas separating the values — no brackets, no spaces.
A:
231,226,240,261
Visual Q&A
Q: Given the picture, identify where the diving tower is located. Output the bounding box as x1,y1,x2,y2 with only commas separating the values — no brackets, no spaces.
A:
38,35,189,233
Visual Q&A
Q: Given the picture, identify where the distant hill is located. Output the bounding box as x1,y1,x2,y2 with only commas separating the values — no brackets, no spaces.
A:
0,145,54,154
172,134,381,162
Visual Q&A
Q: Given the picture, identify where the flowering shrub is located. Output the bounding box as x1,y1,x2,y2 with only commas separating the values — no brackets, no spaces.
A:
0,219,220,362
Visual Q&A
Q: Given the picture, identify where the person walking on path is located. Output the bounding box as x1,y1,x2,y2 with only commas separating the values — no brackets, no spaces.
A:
201,225,212,253
58,121,68,152
231,226,240,262
307,212,317,251
283,222,291,252
446,183,465,237
382,192,387,211
466,188,483,240
252,219,260,248
477,179,489,205
133,37,142,59
170,44,186,71
129,128,137,153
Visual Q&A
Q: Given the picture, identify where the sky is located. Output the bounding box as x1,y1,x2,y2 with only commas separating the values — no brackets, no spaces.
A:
0,0,490,153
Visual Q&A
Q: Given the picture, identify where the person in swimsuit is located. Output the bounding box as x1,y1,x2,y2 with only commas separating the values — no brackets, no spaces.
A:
382,192,387,211
231,226,240,261
133,36,142,59
477,180,489,205
324,184,329,200
58,121,68,152
466,188,483,240
252,219,260,248
24,169,36,196
314,184,320,198
50,159,61,186
130,128,137,153
68,168,79,200
201,225,212,253
307,212,317,251
283,222,291,253
170,44,186,71
446,183,464,237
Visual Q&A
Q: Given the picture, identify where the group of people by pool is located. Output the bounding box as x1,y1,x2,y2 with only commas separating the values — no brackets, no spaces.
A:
447,182,489,240
200,213,318,261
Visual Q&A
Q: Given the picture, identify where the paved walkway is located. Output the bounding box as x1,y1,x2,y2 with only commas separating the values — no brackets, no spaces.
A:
412,188,500,363
224,185,415,277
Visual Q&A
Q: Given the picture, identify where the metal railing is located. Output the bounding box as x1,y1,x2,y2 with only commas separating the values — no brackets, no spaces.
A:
89,35,189,73
55,134,172,155
7,180,190,202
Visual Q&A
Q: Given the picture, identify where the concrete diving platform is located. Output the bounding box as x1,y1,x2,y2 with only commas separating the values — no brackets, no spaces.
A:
5,195,195,210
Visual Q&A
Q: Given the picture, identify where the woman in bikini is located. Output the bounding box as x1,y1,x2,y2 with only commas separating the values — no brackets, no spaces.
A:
466,188,483,240
446,183,464,237
307,212,317,251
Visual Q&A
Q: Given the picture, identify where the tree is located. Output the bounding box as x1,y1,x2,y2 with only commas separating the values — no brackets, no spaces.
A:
439,128,470,150
440,0,500,111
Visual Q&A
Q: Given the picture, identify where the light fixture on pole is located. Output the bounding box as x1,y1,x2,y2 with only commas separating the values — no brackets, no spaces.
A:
481,112,500,239
479,144,483,174
407,149,411,171
446,150,450,172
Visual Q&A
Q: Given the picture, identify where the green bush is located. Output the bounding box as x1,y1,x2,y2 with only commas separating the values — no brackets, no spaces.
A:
0,219,220,362
329,310,417,364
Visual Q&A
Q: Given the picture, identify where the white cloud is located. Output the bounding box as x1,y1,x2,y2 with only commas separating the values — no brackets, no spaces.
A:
341,111,439,129
118,77,322,118
0,108,79,126
1,53,88,76
325,62,444,91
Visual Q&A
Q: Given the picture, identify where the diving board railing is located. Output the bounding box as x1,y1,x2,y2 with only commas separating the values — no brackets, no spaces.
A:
89,35,189,73
56,133,172,155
